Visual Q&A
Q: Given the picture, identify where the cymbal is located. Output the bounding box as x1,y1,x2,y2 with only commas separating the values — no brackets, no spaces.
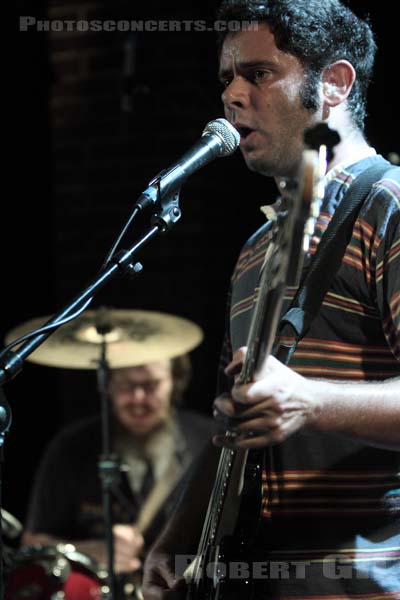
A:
5,309,203,370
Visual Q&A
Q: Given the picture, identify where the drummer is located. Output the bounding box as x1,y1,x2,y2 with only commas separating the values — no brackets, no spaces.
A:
21,354,214,576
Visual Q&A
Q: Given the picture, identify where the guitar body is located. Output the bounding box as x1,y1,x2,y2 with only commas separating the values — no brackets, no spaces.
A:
186,449,264,600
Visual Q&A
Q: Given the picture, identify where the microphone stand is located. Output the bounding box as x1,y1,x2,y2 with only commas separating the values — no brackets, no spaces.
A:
0,184,183,597
0,185,182,386
0,389,12,600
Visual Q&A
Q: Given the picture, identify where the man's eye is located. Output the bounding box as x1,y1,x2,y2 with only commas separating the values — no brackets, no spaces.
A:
253,70,268,82
220,78,232,88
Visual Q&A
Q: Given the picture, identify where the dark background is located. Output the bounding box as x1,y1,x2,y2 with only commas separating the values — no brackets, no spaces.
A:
3,1,398,526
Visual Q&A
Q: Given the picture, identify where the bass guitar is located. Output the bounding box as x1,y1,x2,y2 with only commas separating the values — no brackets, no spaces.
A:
185,124,337,600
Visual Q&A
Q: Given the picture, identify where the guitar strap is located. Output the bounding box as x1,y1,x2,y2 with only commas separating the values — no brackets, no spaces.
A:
275,159,394,366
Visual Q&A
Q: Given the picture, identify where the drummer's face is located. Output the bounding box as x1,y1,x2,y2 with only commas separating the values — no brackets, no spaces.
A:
109,361,174,436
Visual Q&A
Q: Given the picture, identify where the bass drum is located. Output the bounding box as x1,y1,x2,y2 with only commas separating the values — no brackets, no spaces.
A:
4,544,106,600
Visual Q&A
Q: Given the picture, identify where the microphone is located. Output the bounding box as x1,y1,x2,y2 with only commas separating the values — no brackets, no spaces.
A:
135,118,240,210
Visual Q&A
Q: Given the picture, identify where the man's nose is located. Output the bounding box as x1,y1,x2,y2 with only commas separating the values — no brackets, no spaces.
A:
222,76,250,112
129,385,147,402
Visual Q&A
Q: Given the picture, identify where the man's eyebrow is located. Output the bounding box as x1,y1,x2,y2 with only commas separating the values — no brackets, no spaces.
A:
218,60,276,79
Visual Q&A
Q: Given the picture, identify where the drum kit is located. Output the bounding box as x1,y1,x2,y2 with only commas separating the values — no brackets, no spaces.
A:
1,307,204,599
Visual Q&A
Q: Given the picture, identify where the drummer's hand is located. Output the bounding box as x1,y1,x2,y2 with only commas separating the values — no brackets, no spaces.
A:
113,524,144,573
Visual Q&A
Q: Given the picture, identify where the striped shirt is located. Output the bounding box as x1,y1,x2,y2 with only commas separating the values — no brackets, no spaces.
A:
218,156,400,599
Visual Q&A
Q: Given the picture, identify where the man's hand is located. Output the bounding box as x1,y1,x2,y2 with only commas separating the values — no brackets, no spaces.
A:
112,524,144,573
71,524,144,573
213,347,320,449
142,549,186,599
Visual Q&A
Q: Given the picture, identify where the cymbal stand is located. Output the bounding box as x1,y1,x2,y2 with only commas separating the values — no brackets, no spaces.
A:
96,325,119,600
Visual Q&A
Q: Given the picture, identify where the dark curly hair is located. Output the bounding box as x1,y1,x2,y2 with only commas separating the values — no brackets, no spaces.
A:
217,0,377,131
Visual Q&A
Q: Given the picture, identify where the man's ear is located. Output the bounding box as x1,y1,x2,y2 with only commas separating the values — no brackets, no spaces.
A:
321,60,356,107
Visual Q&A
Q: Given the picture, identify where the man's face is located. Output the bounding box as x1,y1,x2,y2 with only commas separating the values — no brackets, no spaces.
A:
109,361,173,437
219,23,322,179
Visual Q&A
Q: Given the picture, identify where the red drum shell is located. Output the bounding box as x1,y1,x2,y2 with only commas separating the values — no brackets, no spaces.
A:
4,545,67,600
5,544,105,600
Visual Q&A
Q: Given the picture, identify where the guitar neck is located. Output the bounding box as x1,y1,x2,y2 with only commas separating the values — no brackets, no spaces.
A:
239,207,289,384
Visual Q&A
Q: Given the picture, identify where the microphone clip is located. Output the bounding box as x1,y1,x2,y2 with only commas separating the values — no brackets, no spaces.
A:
150,181,182,233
